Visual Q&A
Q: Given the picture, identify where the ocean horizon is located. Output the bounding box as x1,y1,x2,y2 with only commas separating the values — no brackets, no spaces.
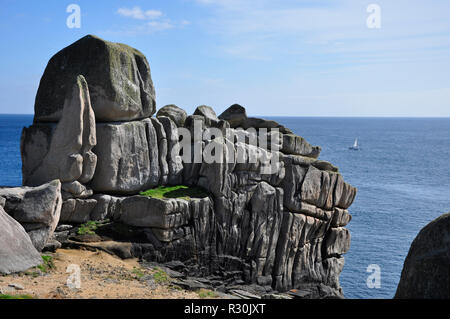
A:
1,114,449,299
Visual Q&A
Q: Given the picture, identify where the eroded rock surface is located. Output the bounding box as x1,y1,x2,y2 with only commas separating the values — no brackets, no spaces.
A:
0,180,62,251
34,35,156,122
22,75,97,188
157,105,187,127
0,206,42,274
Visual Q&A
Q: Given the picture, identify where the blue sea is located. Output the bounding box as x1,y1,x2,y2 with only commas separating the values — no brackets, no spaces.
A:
1,114,449,299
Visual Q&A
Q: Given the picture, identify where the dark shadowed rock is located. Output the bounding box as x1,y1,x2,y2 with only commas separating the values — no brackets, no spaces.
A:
219,104,248,127
0,206,42,274
34,35,156,122
157,105,187,127
395,212,450,299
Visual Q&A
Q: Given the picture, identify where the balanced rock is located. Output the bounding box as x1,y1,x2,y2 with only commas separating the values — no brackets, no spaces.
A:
34,35,156,122
0,180,62,251
0,206,42,274
395,212,450,299
21,75,97,187
157,105,187,127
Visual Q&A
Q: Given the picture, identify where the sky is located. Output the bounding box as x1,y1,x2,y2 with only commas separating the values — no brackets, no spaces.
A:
0,0,450,117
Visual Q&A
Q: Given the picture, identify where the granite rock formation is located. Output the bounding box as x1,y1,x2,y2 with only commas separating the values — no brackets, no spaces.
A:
17,35,357,297
22,75,96,189
0,206,42,274
157,105,188,127
395,212,450,299
34,35,156,122
0,180,62,251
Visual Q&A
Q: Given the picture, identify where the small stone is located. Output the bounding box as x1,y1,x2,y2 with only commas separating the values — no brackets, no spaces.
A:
56,225,73,232
8,283,25,291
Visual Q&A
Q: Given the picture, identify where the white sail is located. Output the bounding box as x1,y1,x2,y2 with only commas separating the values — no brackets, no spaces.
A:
353,139,358,148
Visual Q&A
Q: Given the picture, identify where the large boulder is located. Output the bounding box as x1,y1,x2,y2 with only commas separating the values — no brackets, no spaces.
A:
21,75,97,187
90,120,152,194
194,105,219,127
0,206,42,274
395,213,450,299
157,105,187,127
90,119,167,193
0,180,62,251
282,134,321,158
219,104,248,128
34,35,156,122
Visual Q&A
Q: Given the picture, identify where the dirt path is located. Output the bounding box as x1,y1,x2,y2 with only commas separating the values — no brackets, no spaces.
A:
0,249,204,299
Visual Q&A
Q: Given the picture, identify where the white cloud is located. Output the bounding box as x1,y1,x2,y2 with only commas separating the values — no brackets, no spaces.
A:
147,20,174,31
111,6,190,35
117,7,163,20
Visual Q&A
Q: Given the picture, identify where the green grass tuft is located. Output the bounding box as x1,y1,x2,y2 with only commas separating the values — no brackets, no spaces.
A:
140,185,209,201
132,267,145,279
197,289,219,299
0,294,34,299
37,255,55,273
77,221,102,235
152,268,171,284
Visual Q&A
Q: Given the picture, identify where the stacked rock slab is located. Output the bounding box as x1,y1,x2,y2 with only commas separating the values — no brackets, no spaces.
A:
20,35,357,298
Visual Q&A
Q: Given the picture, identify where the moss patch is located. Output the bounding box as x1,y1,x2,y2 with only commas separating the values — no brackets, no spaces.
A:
140,186,209,200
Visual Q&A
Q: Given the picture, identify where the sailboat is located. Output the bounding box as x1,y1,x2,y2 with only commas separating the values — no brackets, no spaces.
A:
349,138,360,150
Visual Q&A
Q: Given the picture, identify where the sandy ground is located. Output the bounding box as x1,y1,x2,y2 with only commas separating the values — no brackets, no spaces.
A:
0,249,205,299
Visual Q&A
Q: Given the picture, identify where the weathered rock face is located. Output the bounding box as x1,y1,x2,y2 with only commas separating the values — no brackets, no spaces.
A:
0,180,62,251
18,35,356,298
22,75,97,188
0,206,42,274
194,105,219,127
34,35,156,122
395,212,450,299
90,120,152,194
157,105,187,127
